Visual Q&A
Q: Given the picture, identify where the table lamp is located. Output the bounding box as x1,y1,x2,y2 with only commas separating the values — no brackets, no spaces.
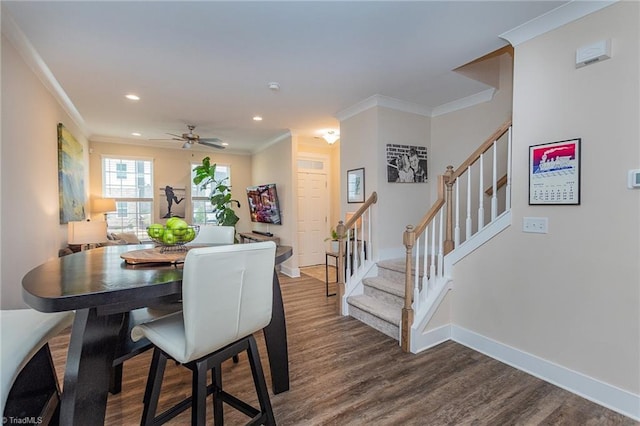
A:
68,220,107,251
92,197,116,221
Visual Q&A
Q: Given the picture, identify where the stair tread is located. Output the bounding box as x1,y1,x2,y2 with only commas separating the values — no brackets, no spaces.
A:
362,276,404,297
378,258,429,278
347,294,401,325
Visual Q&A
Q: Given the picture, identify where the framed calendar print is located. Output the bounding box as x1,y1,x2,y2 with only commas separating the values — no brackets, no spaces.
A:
529,138,581,205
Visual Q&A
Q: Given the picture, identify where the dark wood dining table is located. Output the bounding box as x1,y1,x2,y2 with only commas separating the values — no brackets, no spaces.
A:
22,243,292,425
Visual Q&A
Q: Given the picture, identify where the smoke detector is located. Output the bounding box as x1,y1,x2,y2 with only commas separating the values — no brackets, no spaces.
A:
268,82,280,91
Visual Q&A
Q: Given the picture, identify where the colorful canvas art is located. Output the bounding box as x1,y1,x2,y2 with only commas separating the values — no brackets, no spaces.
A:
58,123,86,223
529,139,581,205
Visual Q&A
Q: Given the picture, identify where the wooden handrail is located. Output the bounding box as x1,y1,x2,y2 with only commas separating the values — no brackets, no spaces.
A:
343,192,378,230
450,119,512,182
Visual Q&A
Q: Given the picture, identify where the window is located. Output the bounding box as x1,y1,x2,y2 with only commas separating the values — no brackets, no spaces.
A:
103,157,153,239
191,163,230,225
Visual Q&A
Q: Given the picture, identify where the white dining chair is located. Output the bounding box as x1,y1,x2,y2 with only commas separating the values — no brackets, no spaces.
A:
1,309,74,420
111,226,238,395
187,225,235,246
132,241,277,425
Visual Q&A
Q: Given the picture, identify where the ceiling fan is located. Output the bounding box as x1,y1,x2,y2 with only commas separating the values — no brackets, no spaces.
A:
153,125,225,149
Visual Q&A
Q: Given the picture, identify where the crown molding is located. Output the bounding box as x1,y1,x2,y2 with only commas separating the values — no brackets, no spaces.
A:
500,0,617,46
431,88,496,117
336,94,432,121
2,10,88,136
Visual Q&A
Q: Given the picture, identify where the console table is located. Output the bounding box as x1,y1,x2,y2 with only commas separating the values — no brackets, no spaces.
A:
238,232,280,245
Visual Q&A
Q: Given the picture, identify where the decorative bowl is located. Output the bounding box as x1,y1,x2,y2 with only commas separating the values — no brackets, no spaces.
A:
147,225,200,253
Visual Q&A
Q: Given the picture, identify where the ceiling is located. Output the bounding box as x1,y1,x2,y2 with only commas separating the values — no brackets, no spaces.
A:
2,1,568,154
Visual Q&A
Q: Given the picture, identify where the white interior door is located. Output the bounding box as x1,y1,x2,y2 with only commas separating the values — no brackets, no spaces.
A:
297,171,328,266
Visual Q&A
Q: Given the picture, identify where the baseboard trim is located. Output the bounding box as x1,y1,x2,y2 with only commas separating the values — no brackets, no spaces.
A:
410,324,452,353
451,325,640,421
280,265,299,278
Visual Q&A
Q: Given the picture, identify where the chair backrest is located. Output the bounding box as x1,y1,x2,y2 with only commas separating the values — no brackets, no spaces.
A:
189,225,235,245
181,241,276,361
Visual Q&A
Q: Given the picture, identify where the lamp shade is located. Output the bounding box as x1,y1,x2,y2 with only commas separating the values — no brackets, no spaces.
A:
92,198,116,214
68,221,107,245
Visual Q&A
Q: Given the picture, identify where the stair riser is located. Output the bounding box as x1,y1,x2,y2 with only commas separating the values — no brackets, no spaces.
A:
349,305,399,341
363,284,404,308
377,267,406,284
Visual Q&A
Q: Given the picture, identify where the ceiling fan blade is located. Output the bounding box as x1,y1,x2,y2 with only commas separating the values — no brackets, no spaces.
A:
199,137,222,143
198,140,225,149
166,133,184,139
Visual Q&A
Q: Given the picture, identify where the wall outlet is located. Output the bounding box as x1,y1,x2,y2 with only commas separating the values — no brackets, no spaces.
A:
523,217,548,234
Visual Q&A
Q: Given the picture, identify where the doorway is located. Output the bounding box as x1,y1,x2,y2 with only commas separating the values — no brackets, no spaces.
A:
296,156,330,267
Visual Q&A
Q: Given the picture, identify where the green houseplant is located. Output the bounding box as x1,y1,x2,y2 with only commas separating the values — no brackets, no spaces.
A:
325,228,344,253
192,157,241,228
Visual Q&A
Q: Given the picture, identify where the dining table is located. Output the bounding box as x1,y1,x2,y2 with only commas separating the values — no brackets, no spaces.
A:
22,243,292,425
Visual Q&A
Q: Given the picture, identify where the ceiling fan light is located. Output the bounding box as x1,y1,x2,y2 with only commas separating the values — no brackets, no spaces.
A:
182,141,191,149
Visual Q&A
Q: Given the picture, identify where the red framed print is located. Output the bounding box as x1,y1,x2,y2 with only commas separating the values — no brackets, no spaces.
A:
529,138,581,205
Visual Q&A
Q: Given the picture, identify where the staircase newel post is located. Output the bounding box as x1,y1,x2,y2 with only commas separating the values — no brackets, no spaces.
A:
443,165,455,255
401,225,415,353
336,220,347,315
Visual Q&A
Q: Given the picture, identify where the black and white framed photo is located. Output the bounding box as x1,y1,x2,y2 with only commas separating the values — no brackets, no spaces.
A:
529,138,581,205
347,168,365,203
386,144,427,183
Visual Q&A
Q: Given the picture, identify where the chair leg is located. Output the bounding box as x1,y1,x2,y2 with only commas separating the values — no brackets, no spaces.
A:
141,348,168,426
192,361,208,426
212,366,223,425
246,335,275,425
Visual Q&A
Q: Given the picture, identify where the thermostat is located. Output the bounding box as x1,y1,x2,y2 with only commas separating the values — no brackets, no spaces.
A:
628,169,640,189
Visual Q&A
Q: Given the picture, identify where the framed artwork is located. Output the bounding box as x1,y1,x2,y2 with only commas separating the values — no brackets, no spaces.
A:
347,168,365,203
529,138,581,205
386,144,427,183
58,123,86,223
159,185,186,219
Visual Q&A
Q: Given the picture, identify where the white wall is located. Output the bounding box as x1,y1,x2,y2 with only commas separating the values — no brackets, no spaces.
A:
451,1,639,395
1,35,89,308
252,135,296,275
341,106,431,259
89,141,253,233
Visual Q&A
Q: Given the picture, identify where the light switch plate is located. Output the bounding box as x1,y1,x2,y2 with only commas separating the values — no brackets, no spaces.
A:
523,217,548,234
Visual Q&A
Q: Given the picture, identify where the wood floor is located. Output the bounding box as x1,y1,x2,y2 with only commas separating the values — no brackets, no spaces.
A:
48,266,636,425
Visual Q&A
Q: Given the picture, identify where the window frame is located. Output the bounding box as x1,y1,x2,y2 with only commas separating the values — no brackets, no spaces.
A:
101,155,154,239
191,162,231,225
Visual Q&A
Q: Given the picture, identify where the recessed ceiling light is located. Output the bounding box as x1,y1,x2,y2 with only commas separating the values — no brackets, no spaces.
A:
221,142,229,146
253,116,263,121
125,94,140,101
131,132,142,137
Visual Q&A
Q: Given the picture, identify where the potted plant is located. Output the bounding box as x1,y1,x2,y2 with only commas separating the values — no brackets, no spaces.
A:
325,228,341,253
192,157,241,231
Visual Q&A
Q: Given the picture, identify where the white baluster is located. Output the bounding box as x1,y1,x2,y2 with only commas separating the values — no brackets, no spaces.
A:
438,209,444,278
506,126,512,210
466,166,472,240
345,228,352,287
430,221,436,285
478,153,485,230
422,229,429,295
491,141,498,221
413,236,420,311
454,178,460,247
